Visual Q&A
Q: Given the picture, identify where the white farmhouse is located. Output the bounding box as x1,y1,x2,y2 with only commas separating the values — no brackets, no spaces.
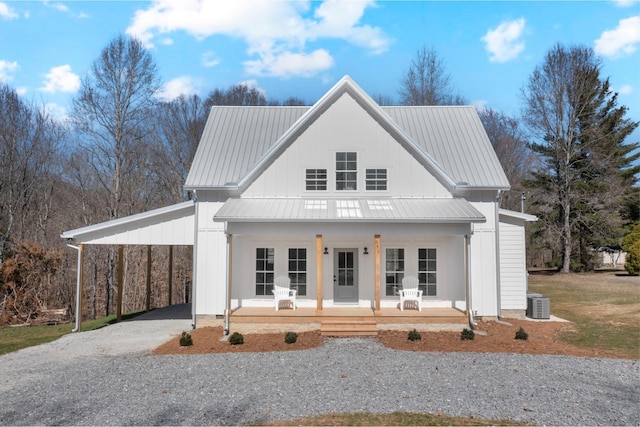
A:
62,76,535,334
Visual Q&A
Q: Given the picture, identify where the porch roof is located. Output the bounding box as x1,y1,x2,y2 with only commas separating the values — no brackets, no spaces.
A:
213,198,485,224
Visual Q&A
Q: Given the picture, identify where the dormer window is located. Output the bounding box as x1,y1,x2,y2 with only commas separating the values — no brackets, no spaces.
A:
336,152,357,190
306,169,327,190
366,168,387,190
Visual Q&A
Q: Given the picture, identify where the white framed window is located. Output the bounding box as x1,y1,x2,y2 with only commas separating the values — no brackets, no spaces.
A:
385,248,404,296
288,248,307,296
336,152,357,190
305,169,327,190
255,248,274,296
418,248,437,296
366,168,387,190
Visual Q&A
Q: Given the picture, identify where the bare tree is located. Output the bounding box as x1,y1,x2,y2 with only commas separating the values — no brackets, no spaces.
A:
150,94,207,203
205,83,267,108
521,44,639,272
398,45,465,106
70,34,161,314
372,93,395,106
478,108,536,211
0,84,65,253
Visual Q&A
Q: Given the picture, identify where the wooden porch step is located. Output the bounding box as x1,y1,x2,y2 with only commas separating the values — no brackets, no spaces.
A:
320,319,378,337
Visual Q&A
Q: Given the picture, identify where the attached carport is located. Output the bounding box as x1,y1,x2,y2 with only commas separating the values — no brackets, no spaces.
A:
61,201,195,332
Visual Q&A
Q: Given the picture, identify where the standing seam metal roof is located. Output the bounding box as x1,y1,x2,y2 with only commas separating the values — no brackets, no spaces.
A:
213,198,485,223
184,78,509,190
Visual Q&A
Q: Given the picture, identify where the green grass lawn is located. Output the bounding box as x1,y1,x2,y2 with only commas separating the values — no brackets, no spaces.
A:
529,270,639,359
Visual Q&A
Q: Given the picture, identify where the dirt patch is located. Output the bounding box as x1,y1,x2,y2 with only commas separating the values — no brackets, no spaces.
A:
153,319,632,359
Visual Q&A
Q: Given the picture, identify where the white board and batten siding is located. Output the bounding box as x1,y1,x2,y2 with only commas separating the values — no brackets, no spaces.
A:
243,93,452,199
499,210,537,311
193,195,227,317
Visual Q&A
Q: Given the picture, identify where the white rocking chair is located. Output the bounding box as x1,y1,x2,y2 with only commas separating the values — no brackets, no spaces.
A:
399,276,423,311
272,276,297,311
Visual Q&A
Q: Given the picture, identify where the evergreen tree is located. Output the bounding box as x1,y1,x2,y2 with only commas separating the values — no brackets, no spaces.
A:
521,44,638,272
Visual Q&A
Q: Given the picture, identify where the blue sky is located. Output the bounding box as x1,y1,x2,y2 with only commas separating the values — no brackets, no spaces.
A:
1,0,639,144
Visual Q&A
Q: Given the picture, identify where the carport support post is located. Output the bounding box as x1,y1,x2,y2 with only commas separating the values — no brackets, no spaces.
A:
76,244,85,332
117,245,124,322
316,235,323,313
146,245,152,311
168,245,173,306
374,235,381,315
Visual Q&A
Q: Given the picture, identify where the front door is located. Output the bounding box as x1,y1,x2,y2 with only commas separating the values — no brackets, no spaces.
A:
333,249,358,303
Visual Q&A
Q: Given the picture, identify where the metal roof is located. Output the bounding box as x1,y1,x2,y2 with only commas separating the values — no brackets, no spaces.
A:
214,198,485,223
499,208,538,222
383,106,510,188
185,106,308,189
60,201,195,245
184,75,509,191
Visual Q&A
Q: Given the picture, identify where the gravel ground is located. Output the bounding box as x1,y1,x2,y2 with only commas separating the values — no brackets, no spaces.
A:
0,308,638,426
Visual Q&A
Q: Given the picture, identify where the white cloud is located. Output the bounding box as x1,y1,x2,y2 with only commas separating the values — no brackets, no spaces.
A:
126,0,389,77
46,2,69,13
482,18,526,63
0,60,18,82
201,51,220,68
39,65,80,93
617,84,633,95
244,49,334,77
612,0,636,7
471,100,488,112
0,2,18,19
43,103,69,122
594,15,640,57
158,76,200,101
16,86,27,95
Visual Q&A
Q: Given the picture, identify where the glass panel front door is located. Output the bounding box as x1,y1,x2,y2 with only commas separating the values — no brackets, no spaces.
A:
333,249,358,303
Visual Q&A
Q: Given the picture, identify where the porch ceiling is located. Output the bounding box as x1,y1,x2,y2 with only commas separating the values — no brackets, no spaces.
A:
214,198,485,224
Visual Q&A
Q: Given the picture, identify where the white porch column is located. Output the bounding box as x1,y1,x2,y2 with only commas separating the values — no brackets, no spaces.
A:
374,234,381,315
316,234,323,313
224,233,233,334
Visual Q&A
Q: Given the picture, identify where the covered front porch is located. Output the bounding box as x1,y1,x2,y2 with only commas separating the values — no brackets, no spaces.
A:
230,306,467,336
215,197,484,335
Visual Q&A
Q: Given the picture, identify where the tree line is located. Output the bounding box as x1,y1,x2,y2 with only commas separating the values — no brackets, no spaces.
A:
1,35,638,325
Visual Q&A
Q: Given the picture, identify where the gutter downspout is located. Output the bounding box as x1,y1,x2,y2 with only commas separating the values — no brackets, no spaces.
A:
465,232,478,329
191,190,198,329
224,231,231,336
66,241,83,333
495,190,503,320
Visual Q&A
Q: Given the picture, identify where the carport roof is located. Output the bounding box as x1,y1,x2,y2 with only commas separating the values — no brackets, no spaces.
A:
61,201,195,245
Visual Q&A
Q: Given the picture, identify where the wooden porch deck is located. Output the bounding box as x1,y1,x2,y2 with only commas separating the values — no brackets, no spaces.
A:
230,306,467,336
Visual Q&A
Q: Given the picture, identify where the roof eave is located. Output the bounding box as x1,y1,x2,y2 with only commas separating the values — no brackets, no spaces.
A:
213,217,486,224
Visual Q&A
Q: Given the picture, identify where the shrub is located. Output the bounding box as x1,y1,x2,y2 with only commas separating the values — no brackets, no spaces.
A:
624,240,640,276
229,332,244,345
460,328,475,340
284,331,298,344
623,223,640,276
407,329,421,341
179,331,193,346
515,327,529,341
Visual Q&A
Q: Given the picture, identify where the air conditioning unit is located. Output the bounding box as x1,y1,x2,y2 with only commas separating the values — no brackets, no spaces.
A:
527,296,550,319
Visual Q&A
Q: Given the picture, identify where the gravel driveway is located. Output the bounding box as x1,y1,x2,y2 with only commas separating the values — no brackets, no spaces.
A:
0,305,638,426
